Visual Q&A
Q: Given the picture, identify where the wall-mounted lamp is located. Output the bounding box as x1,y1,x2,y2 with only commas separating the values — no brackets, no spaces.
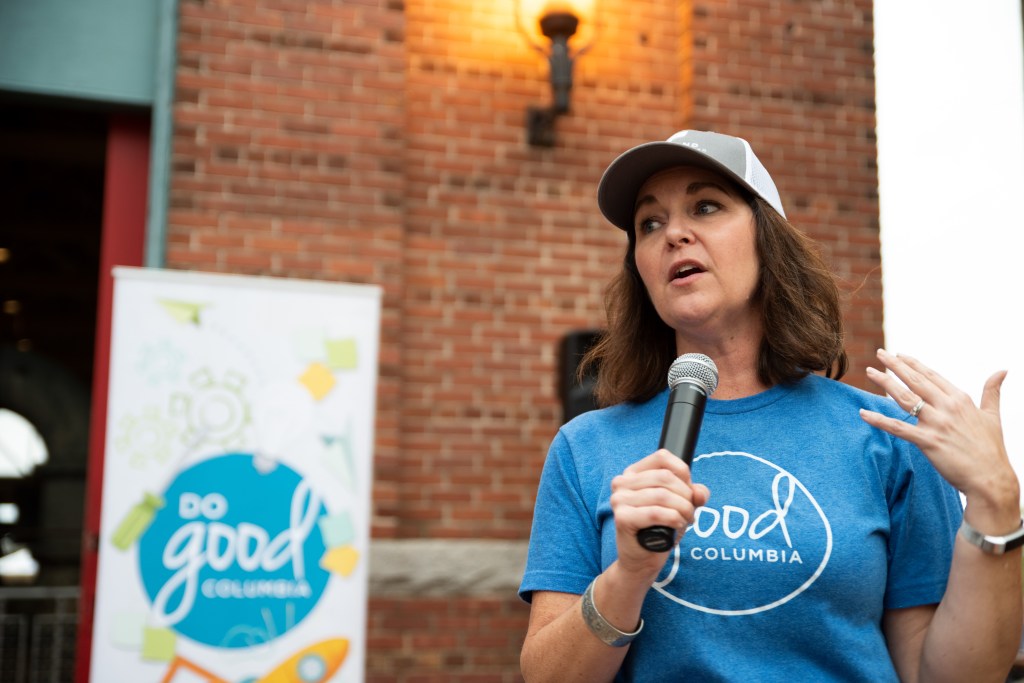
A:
517,1,597,147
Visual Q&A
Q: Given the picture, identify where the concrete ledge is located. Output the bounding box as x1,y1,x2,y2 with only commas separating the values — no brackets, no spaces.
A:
369,539,528,597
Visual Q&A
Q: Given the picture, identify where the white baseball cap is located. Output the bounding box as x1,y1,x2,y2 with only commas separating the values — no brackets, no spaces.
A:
597,130,786,231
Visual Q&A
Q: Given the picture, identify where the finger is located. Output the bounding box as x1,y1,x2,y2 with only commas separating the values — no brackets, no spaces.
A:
614,501,688,532
894,352,959,397
692,483,711,507
874,350,939,402
865,365,932,420
876,349,947,403
980,370,1008,415
624,449,693,480
623,449,670,474
612,482,701,527
611,473,693,504
859,408,928,449
613,465,690,492
611,472,703,522
613,499,693,532
614,492,701,523
866,366,921,412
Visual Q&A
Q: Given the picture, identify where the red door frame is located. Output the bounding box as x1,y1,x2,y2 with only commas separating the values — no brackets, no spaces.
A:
74,113,149,683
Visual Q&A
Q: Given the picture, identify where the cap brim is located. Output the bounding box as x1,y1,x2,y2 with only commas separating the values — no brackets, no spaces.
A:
597,142,755,231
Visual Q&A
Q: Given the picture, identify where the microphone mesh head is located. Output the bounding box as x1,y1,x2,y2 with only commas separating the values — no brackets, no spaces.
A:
667,353,719,396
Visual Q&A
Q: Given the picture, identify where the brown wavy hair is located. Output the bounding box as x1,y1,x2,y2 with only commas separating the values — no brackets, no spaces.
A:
580,196,848,407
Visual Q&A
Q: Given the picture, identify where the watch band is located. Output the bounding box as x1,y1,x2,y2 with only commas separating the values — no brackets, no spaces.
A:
580,578,644,647
958,517,1024,555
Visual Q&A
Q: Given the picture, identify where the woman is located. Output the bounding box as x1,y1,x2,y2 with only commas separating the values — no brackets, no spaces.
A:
519,130,1021,682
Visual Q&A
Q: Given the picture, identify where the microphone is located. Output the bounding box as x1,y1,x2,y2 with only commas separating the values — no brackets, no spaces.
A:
637,353,719,552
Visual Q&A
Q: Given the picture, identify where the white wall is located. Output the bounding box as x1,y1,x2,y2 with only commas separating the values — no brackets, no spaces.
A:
874,0,1024,492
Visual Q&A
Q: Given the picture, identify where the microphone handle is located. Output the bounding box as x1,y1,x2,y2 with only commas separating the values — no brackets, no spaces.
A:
637,383,707,552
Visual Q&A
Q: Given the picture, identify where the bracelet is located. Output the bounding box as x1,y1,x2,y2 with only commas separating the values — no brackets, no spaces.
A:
958,517,1024,555
580,578,644,647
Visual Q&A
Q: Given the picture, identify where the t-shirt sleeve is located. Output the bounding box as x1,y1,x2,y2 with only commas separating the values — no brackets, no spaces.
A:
518,430,603,603
884,438,963,609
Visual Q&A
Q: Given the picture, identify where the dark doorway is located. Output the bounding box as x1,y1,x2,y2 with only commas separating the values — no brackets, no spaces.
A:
0,97,106,586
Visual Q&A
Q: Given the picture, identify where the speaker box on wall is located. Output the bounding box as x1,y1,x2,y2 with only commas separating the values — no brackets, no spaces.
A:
558,329,602,424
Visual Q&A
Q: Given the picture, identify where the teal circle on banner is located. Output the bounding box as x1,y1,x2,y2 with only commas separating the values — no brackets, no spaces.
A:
139,453,329,647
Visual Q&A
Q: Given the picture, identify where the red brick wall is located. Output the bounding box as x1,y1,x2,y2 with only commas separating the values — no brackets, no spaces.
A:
367,596,529,683
168,0,408,539
685,0,883,369
166,0,882,679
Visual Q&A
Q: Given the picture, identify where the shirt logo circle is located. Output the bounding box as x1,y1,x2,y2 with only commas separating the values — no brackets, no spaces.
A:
653,451,832,615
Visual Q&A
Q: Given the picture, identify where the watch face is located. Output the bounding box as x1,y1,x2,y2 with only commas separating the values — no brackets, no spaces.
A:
1006,529,1024,551
960,519,1024,554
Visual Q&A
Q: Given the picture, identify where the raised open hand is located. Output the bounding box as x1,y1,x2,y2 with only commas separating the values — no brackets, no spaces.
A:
859,349,1017,516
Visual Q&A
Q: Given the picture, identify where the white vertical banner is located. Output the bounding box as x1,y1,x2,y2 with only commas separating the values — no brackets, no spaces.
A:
90,267,381,683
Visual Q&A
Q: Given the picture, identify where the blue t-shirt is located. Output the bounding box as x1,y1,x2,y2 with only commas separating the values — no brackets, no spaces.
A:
520,375,962,682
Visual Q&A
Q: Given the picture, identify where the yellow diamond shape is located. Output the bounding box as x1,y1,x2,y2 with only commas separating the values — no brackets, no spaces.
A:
298,362,336,401
320,545,360,577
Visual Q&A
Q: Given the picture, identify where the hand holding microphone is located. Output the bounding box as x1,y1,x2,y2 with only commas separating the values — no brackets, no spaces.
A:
636,353,718,552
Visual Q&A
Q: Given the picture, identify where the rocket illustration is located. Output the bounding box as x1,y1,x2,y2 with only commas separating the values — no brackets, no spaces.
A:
257,638,349,683
161,638,349,683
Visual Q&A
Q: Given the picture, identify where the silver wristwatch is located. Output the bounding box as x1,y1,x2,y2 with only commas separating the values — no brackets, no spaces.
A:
958,518,1024,555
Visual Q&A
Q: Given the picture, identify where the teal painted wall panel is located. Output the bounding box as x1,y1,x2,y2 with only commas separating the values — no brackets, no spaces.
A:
0,0,159,105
